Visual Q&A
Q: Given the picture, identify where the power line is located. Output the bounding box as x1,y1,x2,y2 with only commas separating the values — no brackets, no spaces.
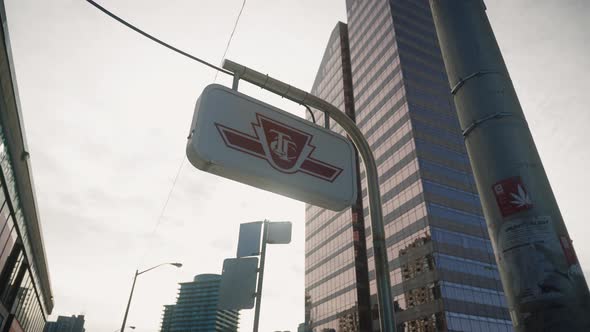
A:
214,0,247,82
138,156,186,266
138,1,247,264
85,0,233,76
85,0,248,267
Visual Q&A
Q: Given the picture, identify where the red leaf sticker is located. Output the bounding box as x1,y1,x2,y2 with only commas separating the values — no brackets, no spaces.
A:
492,177,533,217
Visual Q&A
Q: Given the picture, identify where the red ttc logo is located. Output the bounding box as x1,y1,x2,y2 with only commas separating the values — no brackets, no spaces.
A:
215,113,343,182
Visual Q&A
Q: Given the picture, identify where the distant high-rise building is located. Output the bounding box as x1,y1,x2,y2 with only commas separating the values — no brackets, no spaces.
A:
43,315,85,332
305,1,513,331
0,1,54,331
160,305,175,332
297,323,306,332
159,274,239,332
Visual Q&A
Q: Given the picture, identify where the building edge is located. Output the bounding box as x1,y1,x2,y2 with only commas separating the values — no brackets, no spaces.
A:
0,0,54,315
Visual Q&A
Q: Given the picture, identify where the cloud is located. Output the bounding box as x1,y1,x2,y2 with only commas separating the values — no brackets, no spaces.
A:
291,263,304,275
209,238,234,251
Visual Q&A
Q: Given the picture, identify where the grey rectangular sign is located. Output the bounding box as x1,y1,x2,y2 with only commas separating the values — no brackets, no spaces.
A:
237,222,262,258
267,221,292,244
218,257,259,310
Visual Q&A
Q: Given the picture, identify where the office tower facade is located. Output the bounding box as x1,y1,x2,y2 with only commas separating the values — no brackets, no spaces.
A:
159,274,238,332
305,22,372,332
43,315,85,332
305,0,513,331
0,1,54,331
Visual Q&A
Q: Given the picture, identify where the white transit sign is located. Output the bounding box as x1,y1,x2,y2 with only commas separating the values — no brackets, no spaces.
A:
186,84,357,211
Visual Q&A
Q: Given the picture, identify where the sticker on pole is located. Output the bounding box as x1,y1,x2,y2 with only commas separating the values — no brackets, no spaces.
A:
186,84,357,211
497,216,563,304
492,176,532,217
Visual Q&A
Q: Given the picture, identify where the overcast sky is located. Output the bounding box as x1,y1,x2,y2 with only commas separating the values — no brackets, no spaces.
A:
4,0,590,331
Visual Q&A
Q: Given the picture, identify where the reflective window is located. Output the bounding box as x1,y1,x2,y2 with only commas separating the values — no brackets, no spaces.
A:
446,312,513,332
434,253,500,280
428,203,485,227
431,227,493,254
423,180,480,206
415,140,469,165
420,160,474,187
440,281,507,307
413,122,464,146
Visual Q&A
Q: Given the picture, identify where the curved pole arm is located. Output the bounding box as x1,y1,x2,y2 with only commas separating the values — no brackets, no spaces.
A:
222,59,396,332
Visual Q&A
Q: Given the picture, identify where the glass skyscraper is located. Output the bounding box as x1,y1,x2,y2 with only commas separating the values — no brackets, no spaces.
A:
159,274,238,332
305,1,513,331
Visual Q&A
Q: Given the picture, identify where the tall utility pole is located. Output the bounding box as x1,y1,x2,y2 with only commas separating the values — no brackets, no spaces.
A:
429,1,590,331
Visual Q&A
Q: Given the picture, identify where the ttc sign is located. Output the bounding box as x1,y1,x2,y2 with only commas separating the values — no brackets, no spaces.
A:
186,84,357,211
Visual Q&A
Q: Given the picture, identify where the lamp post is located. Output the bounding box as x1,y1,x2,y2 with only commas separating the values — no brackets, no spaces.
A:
120,262,182,332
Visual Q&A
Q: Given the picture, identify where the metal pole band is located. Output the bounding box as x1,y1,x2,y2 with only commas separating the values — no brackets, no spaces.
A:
450,70,501,95
461,112,513,138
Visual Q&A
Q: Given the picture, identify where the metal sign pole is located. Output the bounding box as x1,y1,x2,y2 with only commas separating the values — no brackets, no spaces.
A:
253,220,268,332
429,1,590,331
222,60,396,332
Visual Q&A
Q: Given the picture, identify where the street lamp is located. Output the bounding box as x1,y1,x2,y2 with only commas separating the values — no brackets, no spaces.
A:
120,262,182,332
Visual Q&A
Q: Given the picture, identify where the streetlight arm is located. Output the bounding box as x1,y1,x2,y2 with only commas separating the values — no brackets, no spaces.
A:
137,262,182,275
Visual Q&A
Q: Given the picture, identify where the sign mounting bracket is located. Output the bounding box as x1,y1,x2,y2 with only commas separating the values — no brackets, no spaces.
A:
232,72,240,91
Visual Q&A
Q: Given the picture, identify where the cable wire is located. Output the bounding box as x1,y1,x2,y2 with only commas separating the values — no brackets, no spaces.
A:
85,0,233,76
138,156,186,266
214,0,247,82
85,0,247,267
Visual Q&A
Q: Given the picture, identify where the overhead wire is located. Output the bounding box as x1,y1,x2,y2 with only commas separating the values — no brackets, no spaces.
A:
137,156,186,266
214,0,247,82
85,0,233,76
84,0,249,267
